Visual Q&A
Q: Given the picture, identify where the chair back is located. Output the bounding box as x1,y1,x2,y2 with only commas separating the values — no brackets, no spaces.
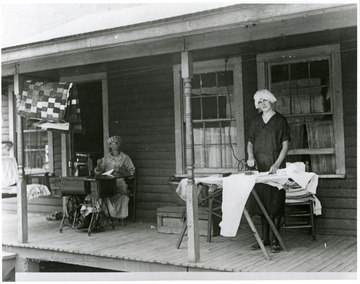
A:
124,168,137,222
26,173,51,192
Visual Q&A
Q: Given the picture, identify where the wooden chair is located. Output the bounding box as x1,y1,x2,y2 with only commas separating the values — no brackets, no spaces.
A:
282,198,316,240
119,170,137,226
26,173,51,191
176,184,222,249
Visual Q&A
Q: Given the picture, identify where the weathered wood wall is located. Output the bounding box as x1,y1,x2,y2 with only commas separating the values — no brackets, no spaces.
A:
107,55,178,221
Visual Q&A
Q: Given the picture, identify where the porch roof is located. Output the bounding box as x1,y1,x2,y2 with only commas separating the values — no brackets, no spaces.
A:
1,3,234,48
1,3,357,76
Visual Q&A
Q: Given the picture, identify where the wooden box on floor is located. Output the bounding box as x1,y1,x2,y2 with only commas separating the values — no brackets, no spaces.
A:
157,206,220,237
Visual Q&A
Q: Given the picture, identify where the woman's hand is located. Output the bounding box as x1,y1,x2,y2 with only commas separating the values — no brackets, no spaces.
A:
96,159,103,167
247,158,255,168
269,164,279,174
114,167,129,177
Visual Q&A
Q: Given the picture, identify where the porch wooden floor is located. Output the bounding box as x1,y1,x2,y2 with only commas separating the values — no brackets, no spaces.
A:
2,212,357,275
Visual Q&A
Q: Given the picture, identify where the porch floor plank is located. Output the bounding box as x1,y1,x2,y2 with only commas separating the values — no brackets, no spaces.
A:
2,213,356,274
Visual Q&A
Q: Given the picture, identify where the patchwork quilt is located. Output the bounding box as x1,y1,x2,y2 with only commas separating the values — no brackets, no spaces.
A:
18,80,81,125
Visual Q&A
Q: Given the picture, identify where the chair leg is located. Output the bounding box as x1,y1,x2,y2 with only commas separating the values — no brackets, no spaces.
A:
132,195,136,223
309,201,316,241
176,223,187,249
207,198,213,243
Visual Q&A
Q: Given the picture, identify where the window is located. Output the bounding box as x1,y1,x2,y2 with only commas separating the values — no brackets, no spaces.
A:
173,58,245,175
23,119,50,174
257,44,345,177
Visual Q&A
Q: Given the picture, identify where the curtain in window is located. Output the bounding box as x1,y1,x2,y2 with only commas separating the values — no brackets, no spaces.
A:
306,120,336,173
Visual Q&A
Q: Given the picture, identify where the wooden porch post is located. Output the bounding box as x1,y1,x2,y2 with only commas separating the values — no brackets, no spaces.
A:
181,51,200,262
14,73,28,243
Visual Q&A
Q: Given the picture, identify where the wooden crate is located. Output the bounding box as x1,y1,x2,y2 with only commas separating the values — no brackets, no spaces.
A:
157,206,220,236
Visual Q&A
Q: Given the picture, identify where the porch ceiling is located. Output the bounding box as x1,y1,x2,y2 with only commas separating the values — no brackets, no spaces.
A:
1,3,356,76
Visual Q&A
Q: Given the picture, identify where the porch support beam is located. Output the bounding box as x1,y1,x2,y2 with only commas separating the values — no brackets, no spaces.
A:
14,73,28,243
182,51,199,263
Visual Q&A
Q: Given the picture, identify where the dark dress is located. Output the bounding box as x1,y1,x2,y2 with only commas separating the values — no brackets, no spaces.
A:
246,111,291,218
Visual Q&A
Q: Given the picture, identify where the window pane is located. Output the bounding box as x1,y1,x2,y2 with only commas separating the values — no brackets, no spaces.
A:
218,71,233,86
205,123,221,167
207,145,221,167
310,60,329,79
202,96,218,119
191,97,201,120
288,122,307,149
192,74,201,89
193,126,204,144
201,73,217,95
193,125,205,168
23,119,48,172
291,87,311,114
222,145,237,168
271,64,289,83
205,126,220,146
290,62,308,80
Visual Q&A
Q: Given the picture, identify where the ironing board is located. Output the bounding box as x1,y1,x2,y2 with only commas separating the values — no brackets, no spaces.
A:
175,173,290,261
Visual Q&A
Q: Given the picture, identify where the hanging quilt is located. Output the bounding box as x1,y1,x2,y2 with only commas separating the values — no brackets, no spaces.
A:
18,80,81,126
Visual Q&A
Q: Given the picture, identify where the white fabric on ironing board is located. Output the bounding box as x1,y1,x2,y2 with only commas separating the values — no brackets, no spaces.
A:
219,173,258,237
175,174,223,201
175,171,319,237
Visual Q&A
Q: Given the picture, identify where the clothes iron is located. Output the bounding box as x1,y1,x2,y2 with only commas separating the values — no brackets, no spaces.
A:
245,162,258,175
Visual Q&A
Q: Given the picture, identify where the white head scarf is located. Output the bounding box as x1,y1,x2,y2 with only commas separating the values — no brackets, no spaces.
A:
254,89,277,109
107,135,122,146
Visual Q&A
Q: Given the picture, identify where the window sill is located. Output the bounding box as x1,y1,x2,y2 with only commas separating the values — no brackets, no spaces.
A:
175,172,346,179
318,174,346,179
175,168,239,178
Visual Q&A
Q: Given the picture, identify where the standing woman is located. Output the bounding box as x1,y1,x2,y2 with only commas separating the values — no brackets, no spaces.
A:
246,89,291,253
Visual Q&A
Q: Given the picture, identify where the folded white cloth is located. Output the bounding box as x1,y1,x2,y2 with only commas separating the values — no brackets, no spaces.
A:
2,157,18,188
27,184,51,200
175,174,223,202
311,195,322,215
285,164,318,194
219,173,258,237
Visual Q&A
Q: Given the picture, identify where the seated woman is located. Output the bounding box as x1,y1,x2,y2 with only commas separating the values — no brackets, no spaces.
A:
77,135,135,229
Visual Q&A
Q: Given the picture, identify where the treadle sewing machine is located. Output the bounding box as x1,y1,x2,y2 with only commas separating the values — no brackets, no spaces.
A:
59,176,119,236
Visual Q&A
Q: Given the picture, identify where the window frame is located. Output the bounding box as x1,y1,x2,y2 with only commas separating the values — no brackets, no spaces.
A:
23,124,52,175
257,44,345,178
173,57,245,176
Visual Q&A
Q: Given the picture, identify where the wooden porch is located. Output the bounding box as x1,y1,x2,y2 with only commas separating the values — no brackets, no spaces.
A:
2,211,356,277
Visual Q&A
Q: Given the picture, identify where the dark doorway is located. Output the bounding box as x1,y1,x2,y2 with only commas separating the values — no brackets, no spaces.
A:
73,81,104,162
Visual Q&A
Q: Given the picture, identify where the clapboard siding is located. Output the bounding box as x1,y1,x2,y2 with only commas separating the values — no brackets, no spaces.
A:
108,56,177,221
2,196,62,215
